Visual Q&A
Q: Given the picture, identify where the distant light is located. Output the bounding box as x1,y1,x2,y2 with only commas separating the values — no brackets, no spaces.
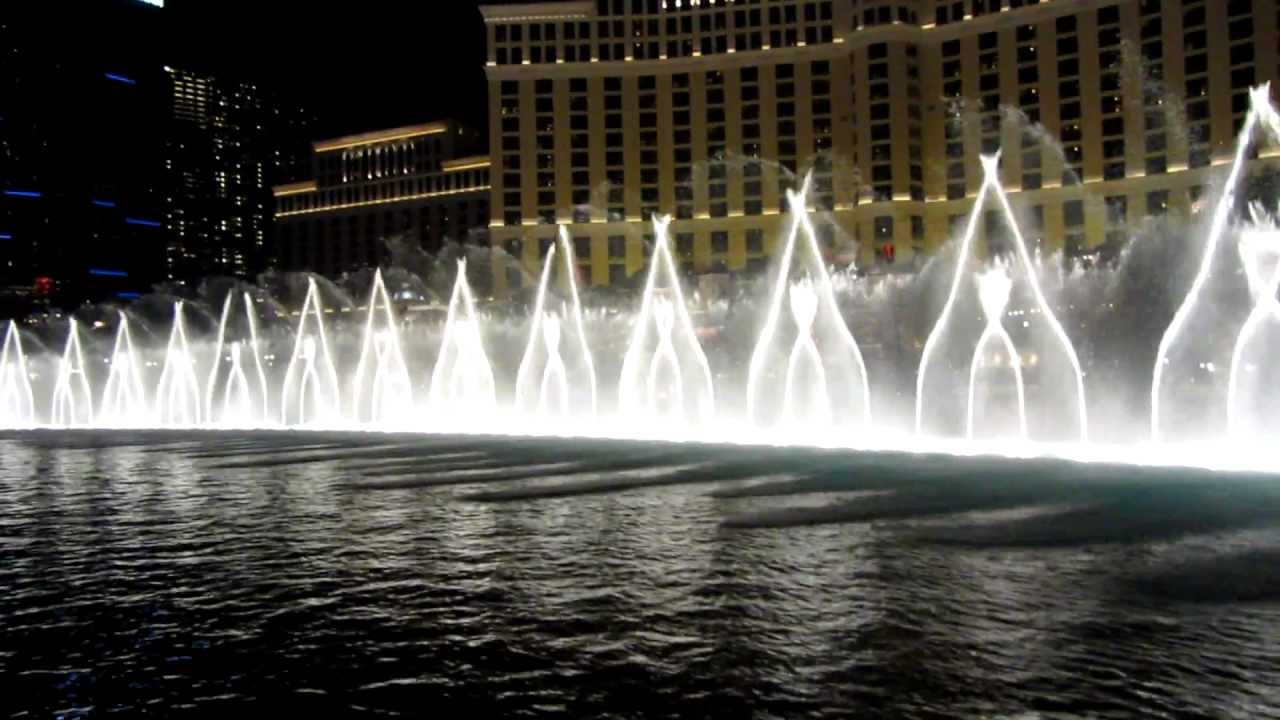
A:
3,190,41,198
116,291,142,299
105,73,136,85
0,234,11,240
91,199,116,208
136,0,163,7
89,269,129,278
124,217,162,227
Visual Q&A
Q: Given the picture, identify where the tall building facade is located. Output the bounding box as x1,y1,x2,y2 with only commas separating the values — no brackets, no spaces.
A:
481,0,1280,292
165,67,313,284
272,121,490,278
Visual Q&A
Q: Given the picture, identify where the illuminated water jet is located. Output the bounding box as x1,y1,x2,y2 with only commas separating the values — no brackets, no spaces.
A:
281,277,341,426
352,269,413,425
1153,84,1280,441
205,291,270,427
429,259,496,418
967,266,1028,439
746,175,870,428
99,311,148,426
0,321,36,427
916,152,1086,441
1227,211,1280,436
514,227,598,418
154,301,203,426
51,318,93,427
618,215,714,426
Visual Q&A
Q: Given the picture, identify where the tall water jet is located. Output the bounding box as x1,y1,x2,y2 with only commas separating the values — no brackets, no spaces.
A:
352,268,414,425
1153,84,1280,441
746,175,871,431
968,265,1028,439
618,215,715,427
50,318,93,427
428,259,497,420
205,291,271,427
155,301,203,426
281,276,342,427
0,321,36,427
513,227,598,418
99,311,148,426
1226,206,1280,436
916,153,1087,441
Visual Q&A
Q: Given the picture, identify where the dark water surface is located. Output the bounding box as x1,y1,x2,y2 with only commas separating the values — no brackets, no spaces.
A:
2,430,1280,718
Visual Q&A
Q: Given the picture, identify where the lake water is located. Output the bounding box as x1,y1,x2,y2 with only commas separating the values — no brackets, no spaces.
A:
2,430,1279,718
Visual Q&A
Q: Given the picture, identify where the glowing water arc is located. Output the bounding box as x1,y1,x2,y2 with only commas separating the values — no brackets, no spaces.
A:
618,214,715,425
1153,84,1280,440
281,277,342,426
0,321,36,426
514,227,598,417
99,311,148,426
51,318,93,427
745,175,871,427
352,269,414,425
428,259,497,416
205,291,271,426
155,301,203,426
915,152,1087,441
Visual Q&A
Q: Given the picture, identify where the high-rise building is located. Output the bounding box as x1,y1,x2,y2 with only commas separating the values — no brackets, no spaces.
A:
165,67,312,284
480,0,1280,292
271,121,490,278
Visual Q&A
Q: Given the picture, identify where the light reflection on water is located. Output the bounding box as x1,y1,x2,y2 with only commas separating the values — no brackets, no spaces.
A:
0,430,1278,717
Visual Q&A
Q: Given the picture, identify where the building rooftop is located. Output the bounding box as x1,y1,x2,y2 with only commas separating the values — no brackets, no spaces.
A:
313,122,449,153
478,1,594,23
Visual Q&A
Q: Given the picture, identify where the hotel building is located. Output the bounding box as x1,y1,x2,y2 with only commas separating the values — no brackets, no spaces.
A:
480,0,1280,292
272,121,490,278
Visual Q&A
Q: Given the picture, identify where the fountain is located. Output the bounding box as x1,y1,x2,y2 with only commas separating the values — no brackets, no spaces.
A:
281,277,341,426
514,226,598,419
352,269,413,425
428,259,497,421
1227,207,1280,436
7,84,1280,474
1153,84,1280,441
0,321,35,427
968,266,1028,440
746,175,871,431
99,311,148,426
916,152,1087,442
618,215,715,429
50,318,93,427
155,301,203,426
206,290,271,427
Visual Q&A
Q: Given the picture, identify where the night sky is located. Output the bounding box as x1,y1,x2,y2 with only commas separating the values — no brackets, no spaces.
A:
163,0,530,141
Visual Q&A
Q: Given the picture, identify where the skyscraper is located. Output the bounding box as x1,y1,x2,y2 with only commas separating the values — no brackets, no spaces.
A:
165,66,312,284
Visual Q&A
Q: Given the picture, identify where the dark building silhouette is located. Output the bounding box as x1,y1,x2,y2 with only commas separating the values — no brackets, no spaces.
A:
0,0,311,313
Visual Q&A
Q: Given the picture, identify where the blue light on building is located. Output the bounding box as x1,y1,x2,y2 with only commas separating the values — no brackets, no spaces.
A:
3,190,42,199
0,234,11,241
105,73,137,85
116,292,142,300
124,217,162,227
91,199,117,208
89,269,129,278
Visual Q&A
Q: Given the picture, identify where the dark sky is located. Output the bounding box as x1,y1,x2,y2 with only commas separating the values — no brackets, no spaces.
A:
164,0,529,141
